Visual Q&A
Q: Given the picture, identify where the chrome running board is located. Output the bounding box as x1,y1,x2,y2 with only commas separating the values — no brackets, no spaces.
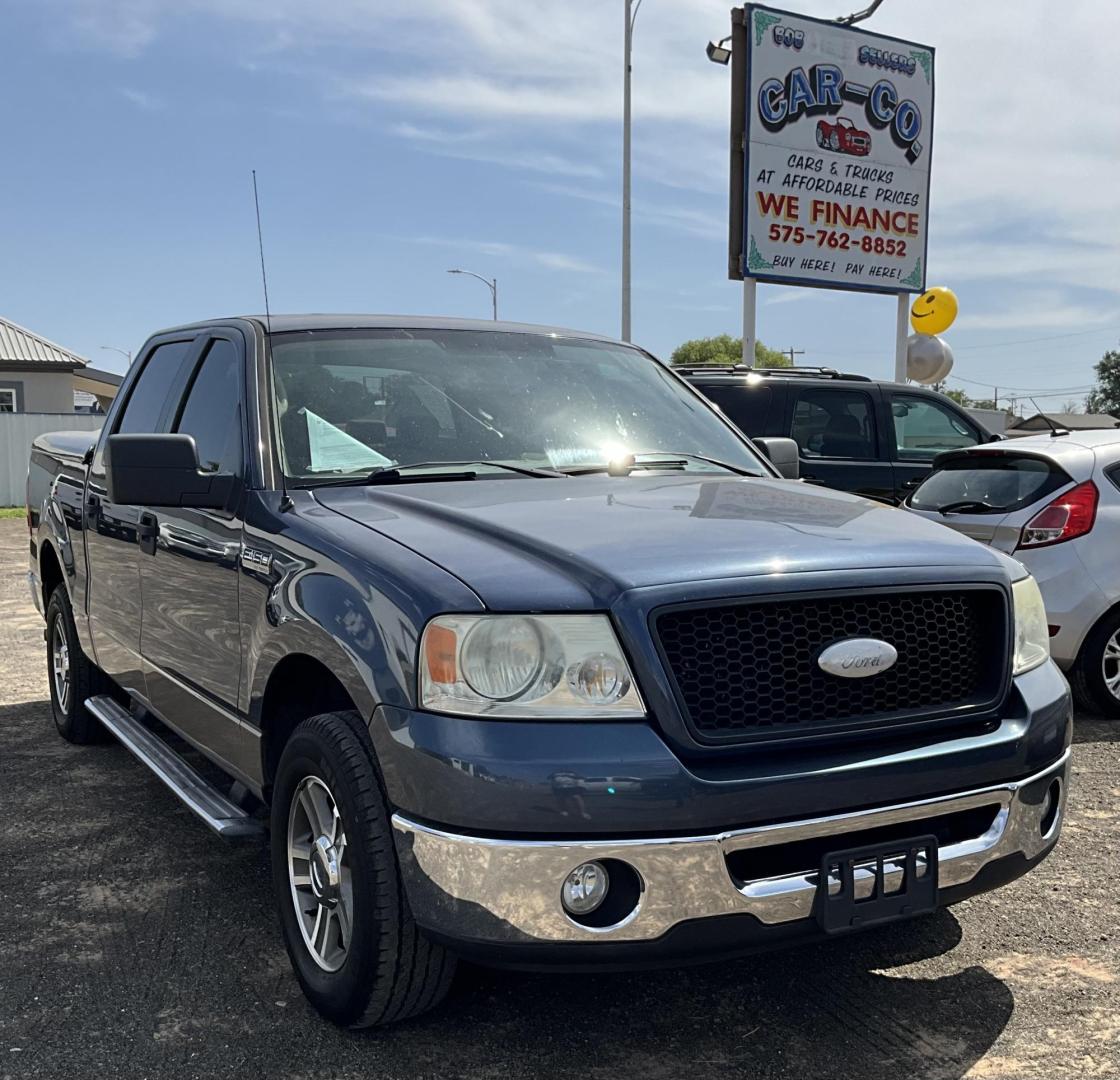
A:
85,695,264,838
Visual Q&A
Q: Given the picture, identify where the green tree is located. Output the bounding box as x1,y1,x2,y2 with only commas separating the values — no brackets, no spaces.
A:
670,335,790,368
1084,348,1120,416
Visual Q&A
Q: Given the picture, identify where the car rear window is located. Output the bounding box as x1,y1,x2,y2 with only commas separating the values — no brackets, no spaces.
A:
909,453,1072,514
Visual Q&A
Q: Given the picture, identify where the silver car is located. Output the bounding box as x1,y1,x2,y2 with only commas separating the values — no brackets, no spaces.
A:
906,428,1120,716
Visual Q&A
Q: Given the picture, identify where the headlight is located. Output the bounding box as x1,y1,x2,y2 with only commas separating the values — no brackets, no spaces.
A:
420,614,645,718
1012,575,1050,675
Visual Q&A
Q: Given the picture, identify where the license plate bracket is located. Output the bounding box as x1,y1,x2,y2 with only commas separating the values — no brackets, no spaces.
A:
815,834,939,934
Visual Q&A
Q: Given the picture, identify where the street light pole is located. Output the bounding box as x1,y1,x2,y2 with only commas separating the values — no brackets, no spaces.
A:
99,345,132,366
447,269,498,320
622,0,643,342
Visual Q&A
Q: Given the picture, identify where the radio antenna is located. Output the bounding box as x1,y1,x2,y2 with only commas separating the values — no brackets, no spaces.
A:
251,169,272,334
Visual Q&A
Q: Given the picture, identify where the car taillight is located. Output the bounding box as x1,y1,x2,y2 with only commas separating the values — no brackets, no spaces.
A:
1016,481,1098,549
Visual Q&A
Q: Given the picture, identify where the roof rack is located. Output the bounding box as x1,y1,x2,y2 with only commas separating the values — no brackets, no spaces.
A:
673,364,872,382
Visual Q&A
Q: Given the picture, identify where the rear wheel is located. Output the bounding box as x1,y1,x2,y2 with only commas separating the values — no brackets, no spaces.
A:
45,585,105,744
829,131,841,151
1070,609,1120,718
270,710,455,1027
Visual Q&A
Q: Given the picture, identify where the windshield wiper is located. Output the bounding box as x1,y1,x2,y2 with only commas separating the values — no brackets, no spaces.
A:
363,460,566,485
936,499,1000,515
560,451,763,478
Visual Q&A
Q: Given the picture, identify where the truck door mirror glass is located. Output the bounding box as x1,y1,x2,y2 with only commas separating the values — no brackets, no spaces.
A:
106,433,235,509
753,437,800,479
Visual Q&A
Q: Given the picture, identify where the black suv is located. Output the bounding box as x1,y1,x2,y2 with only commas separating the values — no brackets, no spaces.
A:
680,366,995,503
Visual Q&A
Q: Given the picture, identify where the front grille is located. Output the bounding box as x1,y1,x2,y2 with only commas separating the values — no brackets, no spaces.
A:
654,588,1007,744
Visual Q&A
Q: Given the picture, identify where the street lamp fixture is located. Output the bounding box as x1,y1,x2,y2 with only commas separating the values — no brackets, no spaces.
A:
706,36,732,64
99,345,133,366
447,269,498,321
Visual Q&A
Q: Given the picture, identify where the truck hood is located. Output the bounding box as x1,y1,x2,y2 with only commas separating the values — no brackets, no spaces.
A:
316,474,1005,609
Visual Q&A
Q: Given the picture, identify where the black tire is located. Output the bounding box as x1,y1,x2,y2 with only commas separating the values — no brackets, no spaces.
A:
270,710,455,1027
45,585,106,744
1069,609,1120,718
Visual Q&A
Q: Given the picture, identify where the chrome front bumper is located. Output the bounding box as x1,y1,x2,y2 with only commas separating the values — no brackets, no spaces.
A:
392,751,1069,946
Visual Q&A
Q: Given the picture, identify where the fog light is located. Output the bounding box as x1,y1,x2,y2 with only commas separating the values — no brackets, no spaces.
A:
1040,778,1061,837
561,861,609,915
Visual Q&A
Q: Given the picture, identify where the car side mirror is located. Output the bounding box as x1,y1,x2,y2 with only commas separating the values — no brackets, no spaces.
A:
988,432,1003,443
753,437,800,480
106,434,236,509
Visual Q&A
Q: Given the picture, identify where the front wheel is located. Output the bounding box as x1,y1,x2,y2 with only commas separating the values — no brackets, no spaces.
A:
270,711,455,1027
1070,610,1120,718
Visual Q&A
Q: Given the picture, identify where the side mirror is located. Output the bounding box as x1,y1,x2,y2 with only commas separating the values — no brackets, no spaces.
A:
106,434,236,509
753,437,800,480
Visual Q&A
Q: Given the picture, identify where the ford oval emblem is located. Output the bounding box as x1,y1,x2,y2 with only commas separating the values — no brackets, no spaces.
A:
817,637,898,678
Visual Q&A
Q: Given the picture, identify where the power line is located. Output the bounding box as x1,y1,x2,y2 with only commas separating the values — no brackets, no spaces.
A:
809,322,1119,359
948,374,1094,392
952,324,1120,352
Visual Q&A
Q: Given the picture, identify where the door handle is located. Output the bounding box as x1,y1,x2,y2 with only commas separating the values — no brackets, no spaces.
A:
137,512,159,557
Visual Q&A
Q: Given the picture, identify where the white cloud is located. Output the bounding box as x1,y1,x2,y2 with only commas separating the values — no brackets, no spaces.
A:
38,0,1120,290
413,235,602,275
119,87,164,111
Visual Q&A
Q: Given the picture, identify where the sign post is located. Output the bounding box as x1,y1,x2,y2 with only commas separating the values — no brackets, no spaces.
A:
727,5,935,372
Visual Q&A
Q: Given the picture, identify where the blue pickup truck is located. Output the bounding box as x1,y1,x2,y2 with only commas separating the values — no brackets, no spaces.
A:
27,315,1071,1028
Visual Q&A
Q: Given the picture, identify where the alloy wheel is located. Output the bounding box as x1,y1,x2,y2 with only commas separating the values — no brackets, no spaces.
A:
1102,630,1120,702
51,621,71,713
287,776,353,972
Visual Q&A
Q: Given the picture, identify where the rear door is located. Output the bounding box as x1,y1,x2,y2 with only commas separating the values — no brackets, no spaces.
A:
905,450,1075,551
887,390,986,501
137,331,255,782
85,337,198,697
783,384,895,500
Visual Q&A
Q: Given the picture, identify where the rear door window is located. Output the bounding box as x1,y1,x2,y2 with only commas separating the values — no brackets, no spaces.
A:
909,454,1072,514
890,393,981,461
690,383,774,436
789,388,877,460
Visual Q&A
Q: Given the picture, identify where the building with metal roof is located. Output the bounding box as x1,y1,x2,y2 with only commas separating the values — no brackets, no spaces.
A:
0,316,121,413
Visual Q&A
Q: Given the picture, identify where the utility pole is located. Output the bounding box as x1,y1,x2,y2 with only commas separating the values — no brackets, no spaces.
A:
784,347,805,365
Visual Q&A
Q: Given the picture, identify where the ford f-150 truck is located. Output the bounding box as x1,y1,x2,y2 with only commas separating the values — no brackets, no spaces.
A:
27,315,1071,1029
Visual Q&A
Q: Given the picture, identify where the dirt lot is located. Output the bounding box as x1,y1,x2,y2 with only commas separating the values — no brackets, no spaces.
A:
1,519,1117,1080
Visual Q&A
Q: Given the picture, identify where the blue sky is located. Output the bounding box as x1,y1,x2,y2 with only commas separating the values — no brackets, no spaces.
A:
2,0,1118,410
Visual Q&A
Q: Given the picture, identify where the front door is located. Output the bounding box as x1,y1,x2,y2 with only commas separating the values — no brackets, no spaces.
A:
137,333,256,783
785,385,895,501
888,391,985,501
85,338,197,698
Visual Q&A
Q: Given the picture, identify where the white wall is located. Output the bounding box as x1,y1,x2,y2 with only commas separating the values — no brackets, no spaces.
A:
0,413,103,506
0,369,77,413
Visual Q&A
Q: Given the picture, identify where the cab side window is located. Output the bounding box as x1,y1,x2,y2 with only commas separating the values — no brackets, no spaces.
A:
693,384,773,437
891,394,980,461
173,339,244,476
116,341,194,435
789,389,876,460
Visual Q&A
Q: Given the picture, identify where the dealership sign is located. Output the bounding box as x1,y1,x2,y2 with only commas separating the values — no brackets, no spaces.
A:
730,5,934,294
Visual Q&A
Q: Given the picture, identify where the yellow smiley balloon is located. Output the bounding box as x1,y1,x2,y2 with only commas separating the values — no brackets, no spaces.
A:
910,286,958,335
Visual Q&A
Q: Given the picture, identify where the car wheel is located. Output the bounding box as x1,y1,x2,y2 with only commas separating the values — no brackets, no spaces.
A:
1070,609,1120,718
45,584,106,744
829,132,840,151
816,125,826,147
270,710,456,1027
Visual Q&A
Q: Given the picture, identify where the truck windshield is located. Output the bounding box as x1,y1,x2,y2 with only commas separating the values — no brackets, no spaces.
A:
909,453,1072,514
268,329,768,481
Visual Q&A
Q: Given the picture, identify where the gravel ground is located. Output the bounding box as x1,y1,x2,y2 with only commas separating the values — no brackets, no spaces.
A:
1,519,1117,1079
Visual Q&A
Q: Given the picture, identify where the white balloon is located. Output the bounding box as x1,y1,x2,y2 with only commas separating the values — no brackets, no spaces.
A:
906,333,954,384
